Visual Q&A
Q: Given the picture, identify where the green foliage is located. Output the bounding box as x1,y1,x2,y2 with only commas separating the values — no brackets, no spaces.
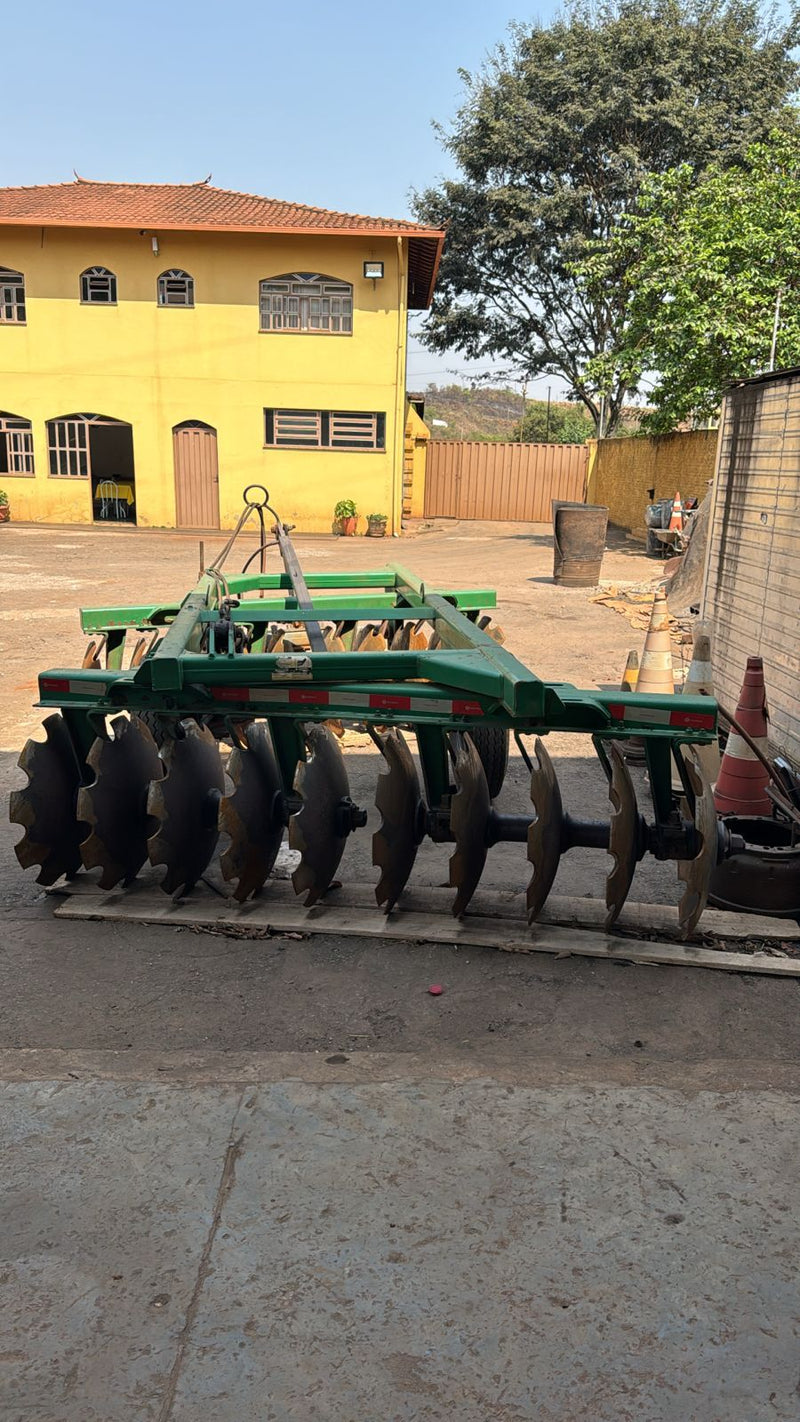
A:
0,490,8,505
580,129,800,430
334,498,357,519
414,0,799,434
367,512,388,523
513,401,595,444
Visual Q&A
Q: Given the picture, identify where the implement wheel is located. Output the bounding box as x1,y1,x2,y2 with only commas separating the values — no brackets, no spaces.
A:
468,725,509,800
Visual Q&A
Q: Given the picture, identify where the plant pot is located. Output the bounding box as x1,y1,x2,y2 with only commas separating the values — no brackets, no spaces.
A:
0,506,9,523
366,519,387,538
337,516,358,536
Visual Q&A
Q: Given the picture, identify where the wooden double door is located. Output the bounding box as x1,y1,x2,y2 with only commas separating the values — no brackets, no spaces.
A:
173,421,220,528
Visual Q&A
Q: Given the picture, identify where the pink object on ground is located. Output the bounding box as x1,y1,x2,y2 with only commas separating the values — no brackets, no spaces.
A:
428,984,444,996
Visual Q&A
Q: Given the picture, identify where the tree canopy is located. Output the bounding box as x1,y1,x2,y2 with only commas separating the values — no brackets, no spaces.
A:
414,0,799,433
514,400,596,444
578,130,800,430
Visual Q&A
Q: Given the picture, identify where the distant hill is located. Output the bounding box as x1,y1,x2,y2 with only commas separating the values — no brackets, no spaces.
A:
419,384,527,441
413,383,648,442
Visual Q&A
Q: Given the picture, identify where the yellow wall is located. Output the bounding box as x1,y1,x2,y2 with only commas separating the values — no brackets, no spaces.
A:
586,430,718,534
403,403,430,520
0,226,409,532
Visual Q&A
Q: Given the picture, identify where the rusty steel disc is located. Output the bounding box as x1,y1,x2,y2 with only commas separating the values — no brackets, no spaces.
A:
605,743,639,928
289,724,352,906
449,732,490,917
77,714,163,889
9,713,85,886
526,737,564,922
373,729,424,911
146,719,225,896
677,750,717,938
219,721,285,902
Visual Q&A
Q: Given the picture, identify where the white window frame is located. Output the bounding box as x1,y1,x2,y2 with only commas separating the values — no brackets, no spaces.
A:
157,270,195,307
47,419,90,479
264,408,385,451
0,414,34,475
80,266,118,304
0,268,26,324
259,273,352,334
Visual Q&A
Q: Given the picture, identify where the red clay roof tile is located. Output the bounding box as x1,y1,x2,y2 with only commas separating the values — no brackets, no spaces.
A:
0,179,444,306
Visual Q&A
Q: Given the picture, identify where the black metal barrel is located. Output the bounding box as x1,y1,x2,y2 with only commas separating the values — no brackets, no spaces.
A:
552,501,609,587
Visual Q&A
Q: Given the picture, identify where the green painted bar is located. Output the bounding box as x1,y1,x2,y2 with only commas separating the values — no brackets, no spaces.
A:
201,605,439,625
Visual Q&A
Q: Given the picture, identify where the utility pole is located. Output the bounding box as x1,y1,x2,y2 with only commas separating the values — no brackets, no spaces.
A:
519,379,528,441
545,386,552,442
598,396,606,440
769,288,783,371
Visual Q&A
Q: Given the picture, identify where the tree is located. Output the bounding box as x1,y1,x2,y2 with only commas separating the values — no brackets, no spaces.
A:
514,400,595,443
578,131,800,430
414,0,799,434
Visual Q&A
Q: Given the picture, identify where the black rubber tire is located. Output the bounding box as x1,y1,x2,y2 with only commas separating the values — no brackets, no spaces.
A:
468,725,509,800
137,709,167,747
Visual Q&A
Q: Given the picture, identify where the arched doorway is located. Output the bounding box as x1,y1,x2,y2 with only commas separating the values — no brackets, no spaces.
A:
46,413,136,523
173,421,219,528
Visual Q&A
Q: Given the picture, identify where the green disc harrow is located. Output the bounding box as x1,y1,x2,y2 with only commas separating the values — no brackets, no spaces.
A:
11,487,735,936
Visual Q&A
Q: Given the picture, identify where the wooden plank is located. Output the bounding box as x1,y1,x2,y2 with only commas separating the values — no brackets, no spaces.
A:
53,889,800,976
53,877,800,942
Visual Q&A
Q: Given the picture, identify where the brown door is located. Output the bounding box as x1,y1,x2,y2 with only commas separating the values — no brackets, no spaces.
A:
173,422,220,528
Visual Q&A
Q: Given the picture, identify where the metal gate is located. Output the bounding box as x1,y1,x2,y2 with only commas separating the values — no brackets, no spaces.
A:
423,440,588,521
173,421,220,529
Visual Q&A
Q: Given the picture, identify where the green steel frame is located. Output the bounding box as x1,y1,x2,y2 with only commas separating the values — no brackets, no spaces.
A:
37,558,718,828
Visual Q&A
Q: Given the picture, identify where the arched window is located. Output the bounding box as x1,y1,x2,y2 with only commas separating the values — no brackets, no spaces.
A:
0,268,25,324
259,272,352,334
80,266,117,304
158,270,194,307
0,412,34,474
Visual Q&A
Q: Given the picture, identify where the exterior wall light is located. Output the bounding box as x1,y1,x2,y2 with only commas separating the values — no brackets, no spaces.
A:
363,261,384,280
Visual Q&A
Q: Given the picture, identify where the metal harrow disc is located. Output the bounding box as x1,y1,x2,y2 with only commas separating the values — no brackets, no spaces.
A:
146,719,225,896
218,721,285,902
677,750,717,939
478,615,506,644
390,620,429,651
289,724,353,906
373,730,424,911
605,743,639,929
526,737,563,922
10,713,85,886
77,714,164,889
449,732,490,917
353,622,388,652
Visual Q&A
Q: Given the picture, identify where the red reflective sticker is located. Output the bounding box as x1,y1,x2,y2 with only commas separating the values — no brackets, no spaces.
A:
369,693,411,711
211,685,245,701
607,703,626,720
39,677,70,694
669,709,716,730
452,699,484,716
289,688,330,705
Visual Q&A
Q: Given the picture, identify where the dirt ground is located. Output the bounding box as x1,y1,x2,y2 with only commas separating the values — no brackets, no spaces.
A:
3,519,800,1422
1,516,795,1063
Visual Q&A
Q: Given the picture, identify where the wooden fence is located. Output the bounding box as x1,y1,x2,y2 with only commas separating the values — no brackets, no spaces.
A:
423,440,588,522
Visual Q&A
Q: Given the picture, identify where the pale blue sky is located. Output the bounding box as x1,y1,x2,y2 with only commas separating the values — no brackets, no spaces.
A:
4,0,563,395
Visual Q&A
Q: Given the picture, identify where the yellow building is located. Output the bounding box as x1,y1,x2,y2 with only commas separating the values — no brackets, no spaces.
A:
0,179,443,533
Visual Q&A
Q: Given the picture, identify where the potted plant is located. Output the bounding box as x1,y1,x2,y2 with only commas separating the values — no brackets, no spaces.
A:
334,498,358,536
366,512,388,538
0,490,9,524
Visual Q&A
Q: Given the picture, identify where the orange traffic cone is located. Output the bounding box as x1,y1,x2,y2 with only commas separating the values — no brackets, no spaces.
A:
635,589,675,695
713,656,771,815
668,492,683,532
680,633,720,784
620,650,639,692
